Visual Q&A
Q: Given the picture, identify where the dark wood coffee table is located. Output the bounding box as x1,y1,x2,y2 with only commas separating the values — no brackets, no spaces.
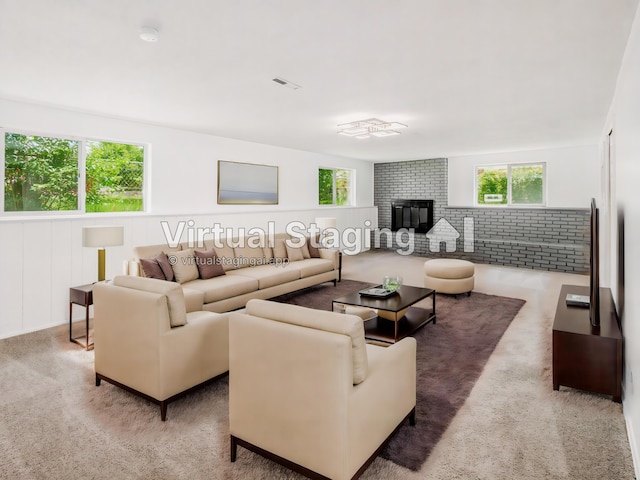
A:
333,285,436,343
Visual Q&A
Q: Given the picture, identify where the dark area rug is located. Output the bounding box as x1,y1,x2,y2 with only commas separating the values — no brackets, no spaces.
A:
271,279,526,471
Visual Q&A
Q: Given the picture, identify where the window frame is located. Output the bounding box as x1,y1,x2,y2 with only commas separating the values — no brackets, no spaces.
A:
1,127,148,216
318,167,355,207
474,162,546,207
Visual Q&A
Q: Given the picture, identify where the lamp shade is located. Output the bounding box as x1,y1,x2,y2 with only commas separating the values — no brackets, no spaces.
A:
82,225,124,248
315,217,337,231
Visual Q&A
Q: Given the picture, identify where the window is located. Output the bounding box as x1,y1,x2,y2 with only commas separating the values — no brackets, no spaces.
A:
2,130,145,213
86,141,144,212
4,132,79,211
475,163,545,206
318,168,354,206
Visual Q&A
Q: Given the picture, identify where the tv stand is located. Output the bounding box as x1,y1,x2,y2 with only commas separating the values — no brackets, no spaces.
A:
552,285,622,402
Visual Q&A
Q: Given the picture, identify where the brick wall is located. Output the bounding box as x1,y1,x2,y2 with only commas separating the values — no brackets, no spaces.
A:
373,159,590,273
374,158,448,231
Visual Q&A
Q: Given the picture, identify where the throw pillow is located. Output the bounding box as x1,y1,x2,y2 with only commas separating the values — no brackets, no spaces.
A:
140,257,166,280
285,243,305,262
171,249,199,284
195,249,226,279
272,238,288,260
307,234,322,258
155,252,175,281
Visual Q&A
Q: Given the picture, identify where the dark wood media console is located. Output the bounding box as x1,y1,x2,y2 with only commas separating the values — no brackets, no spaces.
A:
552,284,622,402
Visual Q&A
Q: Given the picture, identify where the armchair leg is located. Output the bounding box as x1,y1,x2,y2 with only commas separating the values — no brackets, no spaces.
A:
409,408,416,426
160,401,167,421
230,435,237,462
95,373,101,386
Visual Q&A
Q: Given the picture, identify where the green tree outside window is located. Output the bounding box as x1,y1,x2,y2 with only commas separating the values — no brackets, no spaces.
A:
3,132,144,213
4,133,79,211
476,163,544,206
318,168,353,206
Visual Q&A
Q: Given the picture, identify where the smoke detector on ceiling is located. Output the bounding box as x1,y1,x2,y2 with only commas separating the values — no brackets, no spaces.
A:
140,27,159,42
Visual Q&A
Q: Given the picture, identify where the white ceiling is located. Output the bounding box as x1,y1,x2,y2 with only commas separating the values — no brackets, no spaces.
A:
0,0,637,161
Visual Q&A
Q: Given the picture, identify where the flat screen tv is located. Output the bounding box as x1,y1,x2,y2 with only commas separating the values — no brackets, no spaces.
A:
590,198,600,327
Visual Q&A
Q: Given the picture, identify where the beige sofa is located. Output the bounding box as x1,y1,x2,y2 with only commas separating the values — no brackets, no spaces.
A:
93,275,230,421
124,233,340,313
229,299,417,480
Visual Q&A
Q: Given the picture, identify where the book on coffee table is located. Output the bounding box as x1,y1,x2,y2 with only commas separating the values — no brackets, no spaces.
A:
358,286,397,298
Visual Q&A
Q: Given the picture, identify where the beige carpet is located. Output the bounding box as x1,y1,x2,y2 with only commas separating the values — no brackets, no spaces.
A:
0,253,636,479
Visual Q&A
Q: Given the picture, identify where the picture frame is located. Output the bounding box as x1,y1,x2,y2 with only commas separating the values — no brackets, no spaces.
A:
217,160,279,205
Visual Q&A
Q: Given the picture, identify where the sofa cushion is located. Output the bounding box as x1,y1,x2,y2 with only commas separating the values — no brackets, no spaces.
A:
171,249,200,284
272,237,288,260
285,243,305,262
181,287,205,312
211,239,237,271
140,256,166,280
112,275,187,327
182,275,259,303
234,242,269,268
227,264,300,290
292,258,334,278
246,299,368,384
194,249,226,279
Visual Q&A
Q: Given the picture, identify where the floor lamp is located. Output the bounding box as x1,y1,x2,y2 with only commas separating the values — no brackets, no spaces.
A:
82,225,124,282
315,217,337,248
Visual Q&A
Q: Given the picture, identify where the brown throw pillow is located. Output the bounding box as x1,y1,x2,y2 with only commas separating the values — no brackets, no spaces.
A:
140,257,166,280
307,235,321,258
156,252,175,281
195,249,226,279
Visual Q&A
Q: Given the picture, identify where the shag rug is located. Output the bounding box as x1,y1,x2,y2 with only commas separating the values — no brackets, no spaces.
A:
271,280,526,471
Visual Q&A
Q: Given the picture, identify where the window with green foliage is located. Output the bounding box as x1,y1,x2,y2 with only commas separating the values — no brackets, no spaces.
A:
319,168,354,206
2,130,145,213
86,141,144,212
4,133,79,211
476,163,545,206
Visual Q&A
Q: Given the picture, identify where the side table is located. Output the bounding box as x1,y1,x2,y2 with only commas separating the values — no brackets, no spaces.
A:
70,283,94,350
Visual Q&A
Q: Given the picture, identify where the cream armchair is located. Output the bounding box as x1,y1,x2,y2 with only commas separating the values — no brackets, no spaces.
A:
93,275,229,421
229,299,417,480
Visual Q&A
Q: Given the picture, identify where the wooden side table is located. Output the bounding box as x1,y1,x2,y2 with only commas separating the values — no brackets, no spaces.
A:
69,283,94,350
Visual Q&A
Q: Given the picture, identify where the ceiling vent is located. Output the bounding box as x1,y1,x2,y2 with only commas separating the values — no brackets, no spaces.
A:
272,77,302,90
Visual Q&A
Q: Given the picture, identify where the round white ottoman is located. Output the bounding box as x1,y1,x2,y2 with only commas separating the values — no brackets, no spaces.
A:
424,259,475,295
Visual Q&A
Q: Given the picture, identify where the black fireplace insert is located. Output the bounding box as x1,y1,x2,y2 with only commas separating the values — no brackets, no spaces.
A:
391,199,434,233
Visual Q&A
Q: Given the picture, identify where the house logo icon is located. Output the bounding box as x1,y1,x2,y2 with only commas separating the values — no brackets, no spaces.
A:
425,217,475,253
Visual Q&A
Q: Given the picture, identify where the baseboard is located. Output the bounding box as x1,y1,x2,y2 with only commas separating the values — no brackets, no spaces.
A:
625,403,640,479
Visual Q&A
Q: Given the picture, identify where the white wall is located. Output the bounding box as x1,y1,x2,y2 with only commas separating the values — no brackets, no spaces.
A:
0,98,376,339
602,4,640,476
447,145,600,208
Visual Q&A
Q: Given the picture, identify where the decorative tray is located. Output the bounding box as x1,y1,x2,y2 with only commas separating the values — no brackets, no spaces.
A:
358,285,398,298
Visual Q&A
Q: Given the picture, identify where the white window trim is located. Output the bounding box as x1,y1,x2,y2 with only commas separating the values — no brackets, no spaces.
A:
474,162,546,207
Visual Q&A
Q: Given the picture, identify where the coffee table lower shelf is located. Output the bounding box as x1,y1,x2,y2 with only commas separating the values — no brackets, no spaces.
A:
364,306,435,344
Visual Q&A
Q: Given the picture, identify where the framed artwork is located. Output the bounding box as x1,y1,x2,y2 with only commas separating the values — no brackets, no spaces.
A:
217,160,279,204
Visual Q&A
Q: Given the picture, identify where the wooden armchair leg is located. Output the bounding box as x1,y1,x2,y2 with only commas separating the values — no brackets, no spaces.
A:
160,401,168,421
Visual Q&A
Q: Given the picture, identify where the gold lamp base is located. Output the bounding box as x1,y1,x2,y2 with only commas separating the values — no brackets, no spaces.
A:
97,248,106,282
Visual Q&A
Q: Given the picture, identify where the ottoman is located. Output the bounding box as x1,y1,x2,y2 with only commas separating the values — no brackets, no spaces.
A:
424,259,474,295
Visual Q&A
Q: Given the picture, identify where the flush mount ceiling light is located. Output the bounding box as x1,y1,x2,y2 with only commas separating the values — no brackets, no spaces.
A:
140,26,159,42
337,118,407,139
